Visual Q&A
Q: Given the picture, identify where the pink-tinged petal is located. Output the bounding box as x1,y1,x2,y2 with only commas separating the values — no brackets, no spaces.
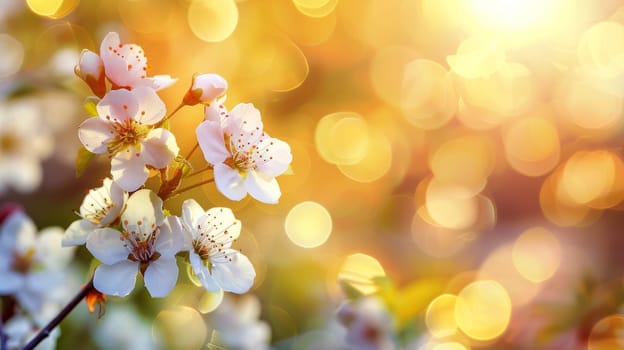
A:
96,88,138,122
100,32,145,88
153,216,183,257
132,86,166,125
204,103,228,122
245,170,281,204
214,163,247,201
62,219,97,246
0,270,23,294
190,252,220,292
225,103,263,138
141,128,179,169
181,199,205,235
93,261,138,297
196,120,229,165
186,74,227,104
254,136,292,177
144,75,177,91
143,257,178,297
122,189,165,233
78,117,114,154
111,150,148,192
212,251,255,294
86,228,128,265
77,49,103,79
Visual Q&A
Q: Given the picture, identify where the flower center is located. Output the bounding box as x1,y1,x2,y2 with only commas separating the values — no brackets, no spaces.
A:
193,216,238,267
0,133,18,153
120,220,159,265
223,133,256,171
11,248,35,274
81,190,114,225
107,119,150,156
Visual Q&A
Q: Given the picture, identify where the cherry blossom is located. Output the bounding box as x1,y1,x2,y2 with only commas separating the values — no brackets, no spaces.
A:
181,199,255,293
62,178,127,247
78,87,179,192
196,103,292,203
99,32,176,91
208,294,271,350
0,99,53,194
0,210,75,313
183,73,228,106
86,189,183,297
75,49,106,97
4,313,60,350
337,297,396,350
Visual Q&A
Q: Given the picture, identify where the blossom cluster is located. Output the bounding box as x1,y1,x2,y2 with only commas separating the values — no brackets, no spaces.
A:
65,32,292,299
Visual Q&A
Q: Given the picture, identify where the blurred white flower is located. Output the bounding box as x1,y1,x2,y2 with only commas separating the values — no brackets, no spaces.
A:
196,103,292,204
4,314,59,350
86,189,183,297
181,199,255,294
0,210,75,313
99,32,176,91
183,73,228,106
94,304,161,350
337,297,396,350
63,178,127,246
208,294,271,350
78,87,179,191
0,99,53,194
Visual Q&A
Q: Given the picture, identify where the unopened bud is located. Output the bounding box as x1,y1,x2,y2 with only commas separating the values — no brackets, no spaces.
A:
75,49,106,98
183,73,228,106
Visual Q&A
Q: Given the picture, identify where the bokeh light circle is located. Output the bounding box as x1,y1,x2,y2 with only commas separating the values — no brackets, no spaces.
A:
512,227,562,283
588,315,624,350
425,294,458,338
455,280,512,341
0,34,24,78
337,253,386,295
188,0,239,42
285,201,333,248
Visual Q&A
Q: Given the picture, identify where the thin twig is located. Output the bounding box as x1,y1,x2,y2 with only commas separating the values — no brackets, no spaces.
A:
185,142,199,160
22,278,95,350
162,103,185,124
186,165,212,178
167,178,215,199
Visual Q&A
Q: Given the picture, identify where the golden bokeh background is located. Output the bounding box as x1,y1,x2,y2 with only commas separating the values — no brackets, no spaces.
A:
4,0,624,348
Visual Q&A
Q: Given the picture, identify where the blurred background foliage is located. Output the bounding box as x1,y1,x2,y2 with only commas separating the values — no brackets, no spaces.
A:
3,0,624,349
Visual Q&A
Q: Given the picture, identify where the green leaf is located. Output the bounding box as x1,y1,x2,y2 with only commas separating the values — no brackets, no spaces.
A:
76,146,95,177
83,96,100,116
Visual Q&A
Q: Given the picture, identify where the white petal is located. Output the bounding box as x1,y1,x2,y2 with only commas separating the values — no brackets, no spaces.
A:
96,88,138,122
141,128,179,169
153,216,183,257
181,199,205,234
26,270,64,293
0,269,23,294
86,228,128,265
15,289,42,314
143,257,178,297
111,150,148,192
0,211,35,252
196,120,229,165
77,49,103,78
144,75,178,91
132,86,166,125
36,227,74,269
93,261,139,297
122,189,165,233
224,103,263,141
4,157,42,194
212,251,255,294
190,252,221,292
245,170,281,204
78,117,114,154
100,32,144,89
214,163,247,201
63,219,96,246
101,178,127,225
192,74,228,102
254,136,292,177
200,207,241,247
204,103,228,122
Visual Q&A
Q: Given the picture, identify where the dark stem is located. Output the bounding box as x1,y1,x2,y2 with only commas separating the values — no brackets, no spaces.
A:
22,278,95,350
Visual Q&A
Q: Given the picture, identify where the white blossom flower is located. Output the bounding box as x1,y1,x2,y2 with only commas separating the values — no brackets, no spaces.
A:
0,211,75,313
62,178,127,247
74,49,106,97
78,87,180,192
0,100,53,194
4,313,60,350
94,304,161,350
208,294,271,350
99,32,176,91
86,189,183,297
183,73,228,106
337,297,396,350
181,199,255,294
196,103,292,204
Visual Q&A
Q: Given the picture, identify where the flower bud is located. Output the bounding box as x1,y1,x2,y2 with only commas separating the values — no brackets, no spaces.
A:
183,73,228,106
75,49,106,98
